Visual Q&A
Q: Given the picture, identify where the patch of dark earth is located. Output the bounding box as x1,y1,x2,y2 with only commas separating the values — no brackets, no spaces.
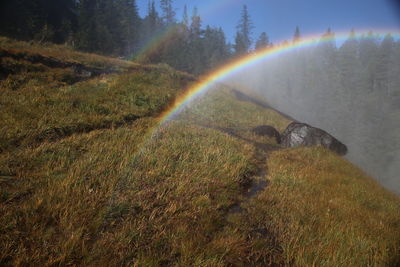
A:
192,123,285,265
0,114,144,153
198,125,280,213
0,48,117,81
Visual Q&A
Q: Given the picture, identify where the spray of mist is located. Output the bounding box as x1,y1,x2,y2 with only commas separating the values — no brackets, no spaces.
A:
227,34,400,193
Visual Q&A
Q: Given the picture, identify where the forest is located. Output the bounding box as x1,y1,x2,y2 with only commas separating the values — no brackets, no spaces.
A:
0,0,264,75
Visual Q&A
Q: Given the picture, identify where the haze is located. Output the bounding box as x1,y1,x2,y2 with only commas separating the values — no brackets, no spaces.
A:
226,33,400,193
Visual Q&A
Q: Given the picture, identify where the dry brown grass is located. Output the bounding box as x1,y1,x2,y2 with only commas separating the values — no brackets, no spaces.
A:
0,118,260,266
0,36,135,70
1,37,399,266
243,147,400,266
0,60,194,152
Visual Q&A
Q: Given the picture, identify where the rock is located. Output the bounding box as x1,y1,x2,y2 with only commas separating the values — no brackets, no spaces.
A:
72,65,92,77
251,125,281,144
281,122,348,155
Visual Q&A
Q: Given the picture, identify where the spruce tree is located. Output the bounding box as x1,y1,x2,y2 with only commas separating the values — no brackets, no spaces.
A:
255,32,270,51
160,0,176,25
182,5,189,28
115,0,140,56
375,34,395,95
234,5,253,56
190,7,202,37
76,0,97,52
293,26,301,43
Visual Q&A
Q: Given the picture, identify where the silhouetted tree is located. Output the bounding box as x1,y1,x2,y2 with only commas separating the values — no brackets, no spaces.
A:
0,0,77,43
255,32,270,51
234,5,253,56
293,26,301,43
160,0,176,25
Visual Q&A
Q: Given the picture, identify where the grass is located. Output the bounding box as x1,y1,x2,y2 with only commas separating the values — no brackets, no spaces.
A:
178,87,291,132
0,50,194,152
0,119,259,265
1,37,400,266
242,147,400,266
0,36,136,71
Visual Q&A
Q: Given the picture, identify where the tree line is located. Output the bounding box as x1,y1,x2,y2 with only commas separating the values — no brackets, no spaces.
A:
0,0,271,75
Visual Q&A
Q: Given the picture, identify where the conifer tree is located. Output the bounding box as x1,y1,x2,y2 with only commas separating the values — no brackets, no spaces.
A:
255,32,270,51
375,34,395,95
142,0,160,39
293,26,301,43
160,0,176,25
76,0,97,51
359,31,378,92
116,0,140,56
190,7,202,37
182,5,189,28
234,5,253,56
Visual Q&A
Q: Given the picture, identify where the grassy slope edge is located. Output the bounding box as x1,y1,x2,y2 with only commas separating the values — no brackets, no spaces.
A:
1,38,399,266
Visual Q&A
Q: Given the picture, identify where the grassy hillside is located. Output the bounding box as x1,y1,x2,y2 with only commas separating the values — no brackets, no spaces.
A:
1,38,399,266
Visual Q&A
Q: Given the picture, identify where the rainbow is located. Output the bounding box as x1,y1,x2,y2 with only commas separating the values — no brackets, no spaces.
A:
135,0,235,61
156,29,400,125
134,25,180,61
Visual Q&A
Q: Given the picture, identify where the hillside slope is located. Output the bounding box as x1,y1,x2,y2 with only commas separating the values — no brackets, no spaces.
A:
1,38,399,266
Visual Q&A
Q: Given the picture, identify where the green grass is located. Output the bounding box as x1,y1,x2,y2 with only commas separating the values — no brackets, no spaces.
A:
178,87,291,132
0,36,136,71
1,37,399,266
0,54,194,152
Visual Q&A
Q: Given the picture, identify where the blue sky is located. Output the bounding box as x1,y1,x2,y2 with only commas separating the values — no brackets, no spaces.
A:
137,0,400,44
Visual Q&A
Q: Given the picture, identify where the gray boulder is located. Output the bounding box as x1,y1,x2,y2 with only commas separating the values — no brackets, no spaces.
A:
281,122,348,155
251,125,281,144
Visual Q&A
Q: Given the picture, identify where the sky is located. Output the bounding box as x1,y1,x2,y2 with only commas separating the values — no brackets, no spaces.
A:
137,0,400,44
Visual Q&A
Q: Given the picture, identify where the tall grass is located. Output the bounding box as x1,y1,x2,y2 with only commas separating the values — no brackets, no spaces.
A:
0,66,193,151
1,37,399,266
243,147,400,266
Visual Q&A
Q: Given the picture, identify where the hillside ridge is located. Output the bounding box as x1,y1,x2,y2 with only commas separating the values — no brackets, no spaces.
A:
1,39,399,266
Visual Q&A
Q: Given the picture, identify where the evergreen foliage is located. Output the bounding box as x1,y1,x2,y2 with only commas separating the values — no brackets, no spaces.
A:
0,0,236,75
255,32,270,51
293,26,301,42
234,5,253,56
160,0,176,25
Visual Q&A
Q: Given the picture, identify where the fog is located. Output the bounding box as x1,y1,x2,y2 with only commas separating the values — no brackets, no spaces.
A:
227,34,400,193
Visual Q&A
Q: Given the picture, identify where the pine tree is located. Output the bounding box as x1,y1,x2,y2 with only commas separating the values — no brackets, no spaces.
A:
293,26,301,43
319,28,336,65
186,7,204,74
234,5,253,56
358,31,378,92
160,0,176,25
255,32,269,51
337,29,361,115
76,0,97,52
182,5,189,28
115,0,140,56
143,0,160,39
190,7,202,37
203,26,231,70
375,34,395,95
0,0,77,43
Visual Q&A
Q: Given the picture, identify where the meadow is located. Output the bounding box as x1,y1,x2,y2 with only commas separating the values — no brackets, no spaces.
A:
1,38,399,266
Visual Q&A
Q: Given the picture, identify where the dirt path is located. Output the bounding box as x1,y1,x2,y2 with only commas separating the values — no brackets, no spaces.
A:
192,123,284,265
194,124,279,213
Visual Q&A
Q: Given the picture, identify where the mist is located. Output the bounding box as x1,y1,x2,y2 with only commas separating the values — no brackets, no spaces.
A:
227,34,400,193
